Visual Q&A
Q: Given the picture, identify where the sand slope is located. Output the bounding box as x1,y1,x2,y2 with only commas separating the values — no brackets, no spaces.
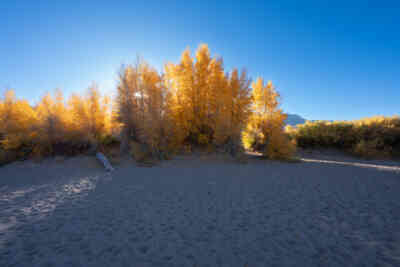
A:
0,155,400,267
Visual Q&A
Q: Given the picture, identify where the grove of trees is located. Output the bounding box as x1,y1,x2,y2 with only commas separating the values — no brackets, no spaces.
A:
0,44,295,165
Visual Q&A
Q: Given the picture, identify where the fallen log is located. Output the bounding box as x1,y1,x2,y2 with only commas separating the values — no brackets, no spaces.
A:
96,152,114,172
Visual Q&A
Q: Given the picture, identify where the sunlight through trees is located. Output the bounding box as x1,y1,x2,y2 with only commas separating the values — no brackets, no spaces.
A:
4,44,397,164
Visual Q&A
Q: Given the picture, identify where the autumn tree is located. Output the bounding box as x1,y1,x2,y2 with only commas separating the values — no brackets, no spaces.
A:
35,90,71,154
68,84,111,144
0,90,37,150
140,65,168,153
164,44,250,153
213,68,252,154
116,63,141,152
243,78,295,159
68,93,89,138
164,49,197,146
116,59,168,156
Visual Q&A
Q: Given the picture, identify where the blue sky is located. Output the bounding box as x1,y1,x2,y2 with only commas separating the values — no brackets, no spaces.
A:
1,0,399,120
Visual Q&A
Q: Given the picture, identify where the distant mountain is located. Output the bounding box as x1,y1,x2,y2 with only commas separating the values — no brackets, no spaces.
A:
285,113,307,126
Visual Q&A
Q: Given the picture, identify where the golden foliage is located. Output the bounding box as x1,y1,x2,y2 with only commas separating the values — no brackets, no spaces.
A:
68,84,111,143
0,43,298,163
0,87,112,158
116,60,168,156
242,79,295,159
3,43,398,163
0,90,37,150
164,44,252,154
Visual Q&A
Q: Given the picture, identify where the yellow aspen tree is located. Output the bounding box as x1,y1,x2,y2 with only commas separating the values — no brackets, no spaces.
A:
140,64,165,151
165,44,253,153
0,90,37,150
163,66,188,150
178,49,196,141
208,58,229,146
86,84,109,142
102,94,112,137
228,69,252,141
194,44,212,144
35,90,71,155
211,68,252,155
35,92,57,153
165,44,221,148
243,78,295,159
116,64,142,152
68,93,89,137
164,49,196,147
68,85,112,145
117,60,170,156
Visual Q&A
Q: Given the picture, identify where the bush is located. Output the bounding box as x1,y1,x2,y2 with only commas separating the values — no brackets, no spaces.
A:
288,116,400,158
266,132,297,160
0,149,18,166
243,114,296,160
352,140,390,159
130,141,152,163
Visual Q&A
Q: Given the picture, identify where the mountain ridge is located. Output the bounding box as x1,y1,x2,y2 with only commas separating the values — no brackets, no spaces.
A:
285,113,306,126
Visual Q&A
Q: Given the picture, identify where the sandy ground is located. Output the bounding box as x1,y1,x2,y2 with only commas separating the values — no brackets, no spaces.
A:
0,153,399,267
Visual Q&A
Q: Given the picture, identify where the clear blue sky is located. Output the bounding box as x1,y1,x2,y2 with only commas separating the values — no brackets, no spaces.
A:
1,0,399,120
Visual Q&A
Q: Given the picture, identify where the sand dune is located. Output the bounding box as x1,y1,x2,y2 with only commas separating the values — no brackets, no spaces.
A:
1,155,400,267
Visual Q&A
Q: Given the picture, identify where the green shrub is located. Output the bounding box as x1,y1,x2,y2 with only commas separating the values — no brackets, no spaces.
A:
352,140,390,159
288,116,400,158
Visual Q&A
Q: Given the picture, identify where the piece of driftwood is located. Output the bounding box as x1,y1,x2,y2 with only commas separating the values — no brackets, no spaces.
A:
96,152,114,172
